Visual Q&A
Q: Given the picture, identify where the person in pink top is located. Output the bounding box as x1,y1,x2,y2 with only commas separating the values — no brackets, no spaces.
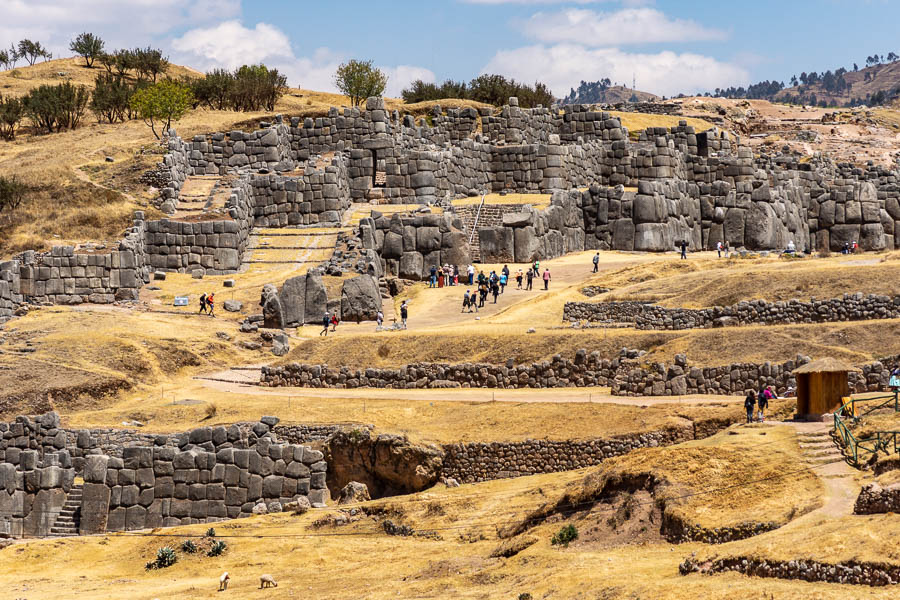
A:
542,268,551,290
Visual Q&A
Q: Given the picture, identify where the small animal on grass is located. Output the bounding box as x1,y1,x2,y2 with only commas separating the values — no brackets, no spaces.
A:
259,573,278,588
218,572,230,591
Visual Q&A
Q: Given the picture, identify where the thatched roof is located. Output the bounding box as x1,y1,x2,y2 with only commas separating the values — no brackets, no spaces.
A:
792,357,861,374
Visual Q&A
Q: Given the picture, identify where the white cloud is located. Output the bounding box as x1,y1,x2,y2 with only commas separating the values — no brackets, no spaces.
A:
462,0,611,4
520,8,727,45
172,22,434,97
382,65,436,97
172,21,293,71
0,0,240,56
482,44,749,97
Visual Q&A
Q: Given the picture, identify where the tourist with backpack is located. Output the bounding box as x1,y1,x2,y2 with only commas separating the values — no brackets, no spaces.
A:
206,293,215,317
499,271,507,294
462,290,471,313
400,300,409,329
199,293,208,314
320,312,330,336
745,390,756,424
516,269,523,290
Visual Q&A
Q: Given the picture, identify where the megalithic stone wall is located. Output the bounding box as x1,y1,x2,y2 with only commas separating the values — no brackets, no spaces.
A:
0,413,327,537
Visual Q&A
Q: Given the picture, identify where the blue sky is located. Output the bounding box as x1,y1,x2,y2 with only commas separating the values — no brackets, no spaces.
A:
4,0,899,97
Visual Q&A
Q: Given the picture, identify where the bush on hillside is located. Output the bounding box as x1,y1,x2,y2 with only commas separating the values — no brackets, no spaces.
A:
23,82,90,133
334,59,387,107
91,73,141,123
0,94,25,140
188,64,287,112
550,523,578,548
98,47,169,82
401,73,554,108
0,175,28,216
70,32,105,68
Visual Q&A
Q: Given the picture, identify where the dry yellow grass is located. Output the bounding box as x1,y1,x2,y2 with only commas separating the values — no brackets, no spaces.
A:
608,110,715,133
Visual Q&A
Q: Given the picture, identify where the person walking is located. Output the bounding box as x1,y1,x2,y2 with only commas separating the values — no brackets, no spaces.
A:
453,264,459,286
890,365,900,391
516,268,523,290
330,313,339,332
757,388,769,422
198,293,208,314
467,264,475,286
429,265,437,288
526,268,533,290
478,282,487,308
744,390,757,424
462,290,471,313
320,312,330,336
680,240,687,260
532,260,540,278
376,310,384,328
502,264,510,281
491,280,500,304
400,300,408,329
592,252,600,273
477,270,486,286
723,240,730,258
206,293,215,317
499,271,507,294
542,268,551,290
716,240,723,258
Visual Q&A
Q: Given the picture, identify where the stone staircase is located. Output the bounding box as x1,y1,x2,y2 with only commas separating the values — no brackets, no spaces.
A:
48,484,82,537
797,428,844,466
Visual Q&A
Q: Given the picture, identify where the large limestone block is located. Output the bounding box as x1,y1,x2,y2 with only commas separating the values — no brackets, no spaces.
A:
440,231,471,268
633,223,673,252
633,195,666,224
382,232,403,259
723,208,745,246
860,223,886,250
260,284,284,329
79,483,111,534
502,211,533,228
478,227,514,262
214,248,240,271
278,275,306,327
612,219,635,251
304,272,327,324
415,227,442,253
399,251,424,280
340,275,382,322
744,202,778,249
514,227,540,263
828,224,861,251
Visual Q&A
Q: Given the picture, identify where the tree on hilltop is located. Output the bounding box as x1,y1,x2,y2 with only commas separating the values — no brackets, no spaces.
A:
70,32,105,68
334,59,387,107
130,79,193,139
17,40,51,66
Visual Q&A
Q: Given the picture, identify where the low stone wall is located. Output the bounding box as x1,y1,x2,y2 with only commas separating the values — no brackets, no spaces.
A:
854,482,900,514
364,210,470,280
564,293,900,330
611,354,804,397
611,353,897,397
441,427,693,484
679,556,900,587
260,349,623,389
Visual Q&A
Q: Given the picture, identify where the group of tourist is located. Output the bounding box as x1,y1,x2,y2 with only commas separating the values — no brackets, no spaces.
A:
744,386,774,423
458,262,552,313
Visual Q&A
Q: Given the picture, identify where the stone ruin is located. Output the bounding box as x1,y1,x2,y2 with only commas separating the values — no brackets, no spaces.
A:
0,96,899,323
0,413,326,538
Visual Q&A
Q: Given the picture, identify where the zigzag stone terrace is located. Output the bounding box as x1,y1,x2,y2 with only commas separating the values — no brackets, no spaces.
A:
0,96,899,319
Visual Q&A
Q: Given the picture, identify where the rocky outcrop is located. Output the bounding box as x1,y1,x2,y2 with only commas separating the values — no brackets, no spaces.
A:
323,429,443,499
340,274,382,322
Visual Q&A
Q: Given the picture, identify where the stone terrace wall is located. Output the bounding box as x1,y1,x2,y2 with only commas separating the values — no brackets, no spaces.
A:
564,293,900,330
441,427,693,484
260,349,625,389
610,353,897,397
250,158,351,227
0,260,23,321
